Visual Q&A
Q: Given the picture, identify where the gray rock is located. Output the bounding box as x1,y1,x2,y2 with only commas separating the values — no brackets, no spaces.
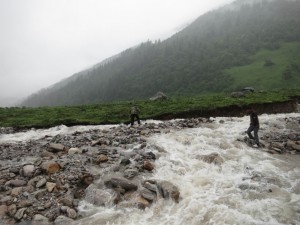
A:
14,207,27,220
6,179,27,187
85,184,112,206
157,180,180,203
0,196,12,204
0,205,8,218
104,177,137,191
196,152,224,165
149,91,168,101
49,143,65,152
54,215,74,225
32,214,51,225
66,207,77,219
140,187,156,201
23,165,35,177
36,178,47,188
124,169,139,179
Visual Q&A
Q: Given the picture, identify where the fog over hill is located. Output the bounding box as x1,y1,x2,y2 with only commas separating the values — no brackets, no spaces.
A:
21,0,300,107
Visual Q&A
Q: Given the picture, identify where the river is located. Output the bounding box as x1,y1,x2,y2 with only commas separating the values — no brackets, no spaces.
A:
1,113,299,225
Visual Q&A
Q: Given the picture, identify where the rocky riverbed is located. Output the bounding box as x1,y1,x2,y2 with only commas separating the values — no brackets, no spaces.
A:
0,115,299,225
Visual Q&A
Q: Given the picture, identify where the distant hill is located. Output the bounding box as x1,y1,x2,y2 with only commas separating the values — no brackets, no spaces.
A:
21,0,300,107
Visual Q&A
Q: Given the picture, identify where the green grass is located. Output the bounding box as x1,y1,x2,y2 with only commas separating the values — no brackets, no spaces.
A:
225,42,300,91
0,89,299,128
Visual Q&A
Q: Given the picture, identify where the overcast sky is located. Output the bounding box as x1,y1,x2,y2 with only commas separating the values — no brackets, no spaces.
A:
0,0,234,105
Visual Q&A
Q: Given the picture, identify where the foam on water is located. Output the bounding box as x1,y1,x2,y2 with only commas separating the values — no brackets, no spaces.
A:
0,124,117,144
72,113,300,225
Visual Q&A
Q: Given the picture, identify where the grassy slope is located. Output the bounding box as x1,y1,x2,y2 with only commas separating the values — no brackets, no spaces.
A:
225,42,300,91
0,89,299,128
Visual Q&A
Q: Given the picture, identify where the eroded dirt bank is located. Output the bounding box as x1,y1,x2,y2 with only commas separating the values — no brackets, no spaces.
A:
153,100,299,120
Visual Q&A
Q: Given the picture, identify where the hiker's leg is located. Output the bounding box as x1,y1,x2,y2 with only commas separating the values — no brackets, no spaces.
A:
130,114,134,125
253,127,260,145
247,126,254,139
136,115,140,124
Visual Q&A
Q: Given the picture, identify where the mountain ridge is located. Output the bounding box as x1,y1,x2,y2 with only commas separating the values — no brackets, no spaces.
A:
21,0,300,107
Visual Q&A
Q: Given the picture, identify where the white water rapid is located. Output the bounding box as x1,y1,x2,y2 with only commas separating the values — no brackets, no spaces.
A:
1,113,299,225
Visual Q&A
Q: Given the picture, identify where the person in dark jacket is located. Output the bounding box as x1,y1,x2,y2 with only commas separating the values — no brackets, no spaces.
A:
130,104,141,126
246,107,260,147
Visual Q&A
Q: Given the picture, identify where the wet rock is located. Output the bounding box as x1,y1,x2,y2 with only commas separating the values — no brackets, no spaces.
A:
98,154,109,163
33,189,47,200
68,148,82,155
41,161,61,174
140,187,156,201
49,143,65,152
124,169,139,179
14,207,27,220
23,165,35,177
0,205,8,218
7,204,16,217
58,195,74,207
6,179,27,187
66,207,77,219
85,184,112,206
36,178,47,188
17,199,32,208
104,177,137,191
44,207,60,221
197,152,224,165
158,180,180,203
32,214,51,225
123,191,150,209
41,150,55,159
120,158,131,165
143,160,154,171
81,174,94,187
287,140,300,151
54,215,74,225
136,196,150,209
0,196,12,204
11,187,23,197
46,182,56,192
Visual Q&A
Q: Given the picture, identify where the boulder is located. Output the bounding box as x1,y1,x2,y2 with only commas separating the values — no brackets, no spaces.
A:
14,207,27,220
196,153,224,165
85,184,113,206
11,187,23,197
0,205,8,218
23,165,35,177
242,87,254,93
32,214,51,225
143,180,180,203
68,148,82,155
157,180,180,203
46,182,56,192
41,161,61,174
104,177,138,191
149,92,168,101
143,160,155,171
49,143,65,152
54,215,74,225
36,178,47,188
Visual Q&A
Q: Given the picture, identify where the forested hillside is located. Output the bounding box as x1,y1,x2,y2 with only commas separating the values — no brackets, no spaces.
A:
21,0,300,107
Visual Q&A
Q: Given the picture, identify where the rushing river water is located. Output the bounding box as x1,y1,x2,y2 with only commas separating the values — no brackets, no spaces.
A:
1,113,300,225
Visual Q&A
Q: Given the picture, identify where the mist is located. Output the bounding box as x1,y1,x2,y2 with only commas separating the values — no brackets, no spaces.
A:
0,0,234,107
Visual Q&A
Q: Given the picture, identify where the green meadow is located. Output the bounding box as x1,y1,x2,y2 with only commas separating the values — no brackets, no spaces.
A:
0,89,299,128
226,42,300,91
